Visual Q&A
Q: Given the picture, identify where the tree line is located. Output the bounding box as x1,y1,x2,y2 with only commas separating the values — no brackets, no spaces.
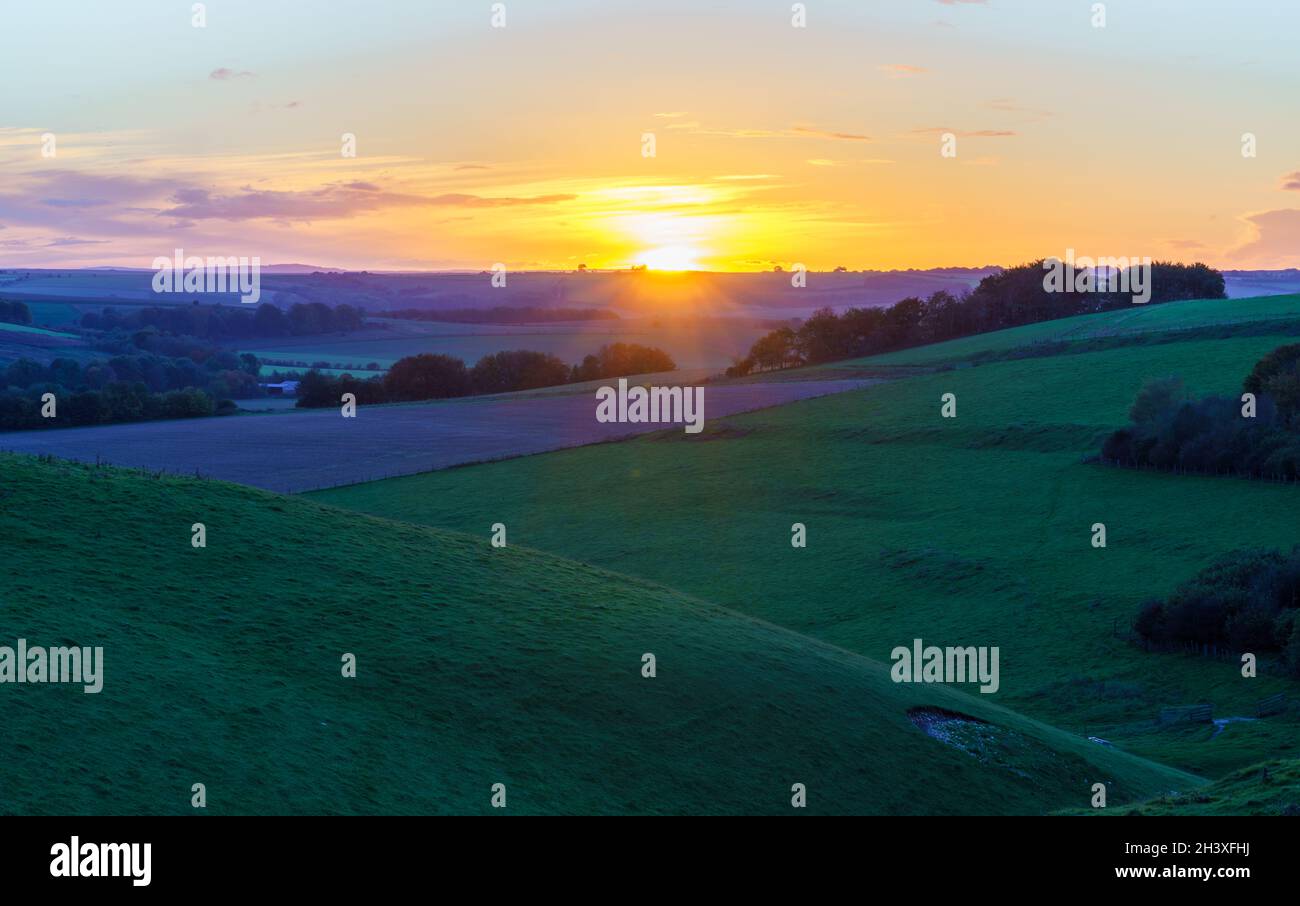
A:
726,260,1226,376
81,302,366,339
378,306,619,324
0,300,33,325
1100,345,1300,481
0,350,263,430
296,342,676,408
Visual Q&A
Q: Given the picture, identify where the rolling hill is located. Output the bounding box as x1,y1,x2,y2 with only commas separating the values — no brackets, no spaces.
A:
0,453,1196,815
312,293,1300,786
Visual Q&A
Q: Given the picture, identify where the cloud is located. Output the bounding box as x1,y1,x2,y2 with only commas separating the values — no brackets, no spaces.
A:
790,126,871,142
425,193,577,208
670,122,870,142
159,184,576,221
46,236,110,247
210,68,255,81
1231,209,1300,266
879,64,928,78
806,158,894,167
912,127,1017,137
454,164,491,171
13,169,182,210
1280,171,1300,191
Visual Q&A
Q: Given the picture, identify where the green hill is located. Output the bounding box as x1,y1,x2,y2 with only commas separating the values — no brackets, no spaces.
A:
312,297,1300,786
0,453,1197,815
828,293,1300,369
1072,759,1300,816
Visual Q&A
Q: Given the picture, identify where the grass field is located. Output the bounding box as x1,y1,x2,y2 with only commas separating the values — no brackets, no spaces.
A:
312,297,1300,784
23,302,82,328
1074,759,1300,816
843,294,1300,368
11,291,1300,813
0,321,78,339
0,453,1199,815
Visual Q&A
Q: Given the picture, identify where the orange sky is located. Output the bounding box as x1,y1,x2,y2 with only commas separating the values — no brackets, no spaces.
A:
2,0,1299,271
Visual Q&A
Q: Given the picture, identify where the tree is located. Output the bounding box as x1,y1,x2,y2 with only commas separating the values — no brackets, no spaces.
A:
0,300,32,325
470,350,570,395
795,308,847,364
1128,376,1188,426
383,354,470,401
570,343,676,382
749,327,799,371
1245,344,1300,424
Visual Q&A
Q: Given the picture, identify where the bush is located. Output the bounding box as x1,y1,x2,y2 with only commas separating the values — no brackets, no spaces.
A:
1129,376,1188,426
1134,548,1300,669
1099,346,1300,480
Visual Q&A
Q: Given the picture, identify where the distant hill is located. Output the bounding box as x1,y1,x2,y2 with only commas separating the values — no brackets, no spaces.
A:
1223,269,1300,298
5,266,1299,317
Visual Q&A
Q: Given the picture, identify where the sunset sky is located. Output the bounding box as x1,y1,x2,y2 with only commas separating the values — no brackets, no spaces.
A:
2,0,1299,271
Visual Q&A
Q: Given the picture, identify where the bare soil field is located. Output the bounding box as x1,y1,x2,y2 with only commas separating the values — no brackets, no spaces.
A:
0,379,874,492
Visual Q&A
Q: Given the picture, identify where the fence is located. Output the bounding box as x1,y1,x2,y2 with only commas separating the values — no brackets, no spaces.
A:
1256,693,1288,718
1159,703,1213,725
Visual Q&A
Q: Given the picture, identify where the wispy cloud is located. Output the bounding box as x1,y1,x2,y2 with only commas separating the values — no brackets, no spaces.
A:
669,122,870,142
209,68,256,81
790,126,871,142
159,184,577,221
912,127,1017,137
879,64,928,78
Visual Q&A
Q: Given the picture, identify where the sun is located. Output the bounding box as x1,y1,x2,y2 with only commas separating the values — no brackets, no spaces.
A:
638,245,703,271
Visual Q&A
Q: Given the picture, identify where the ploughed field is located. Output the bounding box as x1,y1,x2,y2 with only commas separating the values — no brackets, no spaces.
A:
0,379,874,492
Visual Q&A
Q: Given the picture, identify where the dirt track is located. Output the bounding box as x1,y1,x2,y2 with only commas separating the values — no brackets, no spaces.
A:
0,379,873,493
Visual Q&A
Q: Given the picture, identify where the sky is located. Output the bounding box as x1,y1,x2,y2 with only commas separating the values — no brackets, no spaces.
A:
2,0,1299,271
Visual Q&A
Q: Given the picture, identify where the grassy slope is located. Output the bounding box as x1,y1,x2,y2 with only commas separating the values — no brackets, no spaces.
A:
840,294,1300,368
312,305,1300,784
0,321,77,339
0,454,1197,815
1075,759,1300,816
